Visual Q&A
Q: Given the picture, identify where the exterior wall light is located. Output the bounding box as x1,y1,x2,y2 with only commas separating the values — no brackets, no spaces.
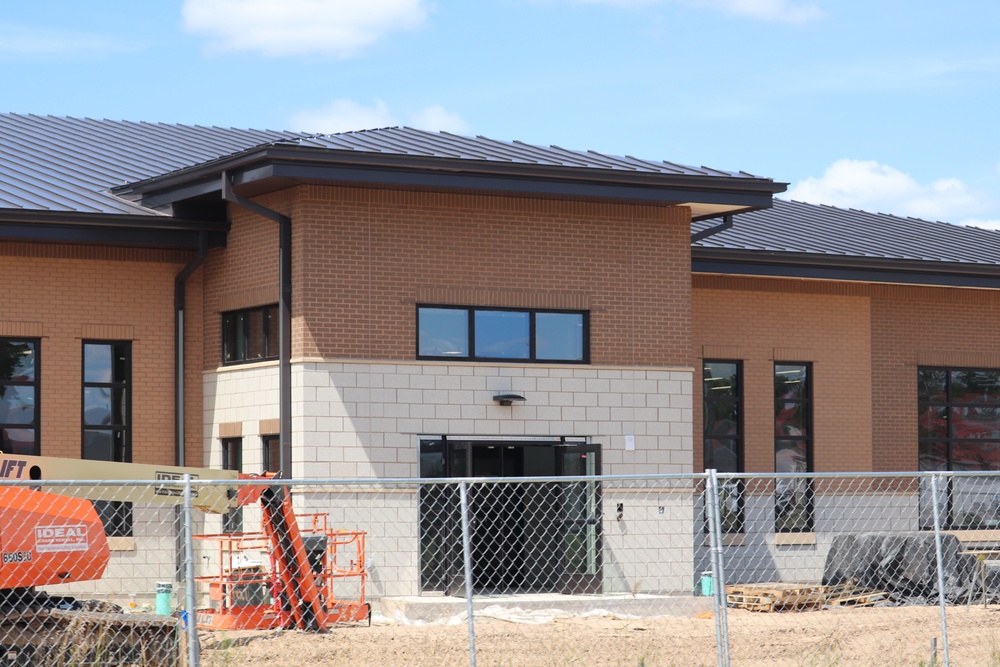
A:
492,394,526,406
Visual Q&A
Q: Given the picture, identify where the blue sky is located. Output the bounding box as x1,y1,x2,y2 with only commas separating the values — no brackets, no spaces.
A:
3,0,999,227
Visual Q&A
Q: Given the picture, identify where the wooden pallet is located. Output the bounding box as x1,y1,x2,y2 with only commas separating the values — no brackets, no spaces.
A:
725,581,886,612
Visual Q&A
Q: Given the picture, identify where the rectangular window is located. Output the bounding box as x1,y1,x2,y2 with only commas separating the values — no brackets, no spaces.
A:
263,434,280,475
222,437,243,533
222,305,278,365
417,306,588,363
703,360,743,532
0,339,39,455
83,341,132,537
918,367,1000,529
775,362,813,533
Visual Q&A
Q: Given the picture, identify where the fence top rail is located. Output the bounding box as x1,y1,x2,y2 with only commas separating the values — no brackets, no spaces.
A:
3,469,999,488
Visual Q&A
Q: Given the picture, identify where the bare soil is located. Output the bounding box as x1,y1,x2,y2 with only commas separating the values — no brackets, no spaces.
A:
197,604,1000,667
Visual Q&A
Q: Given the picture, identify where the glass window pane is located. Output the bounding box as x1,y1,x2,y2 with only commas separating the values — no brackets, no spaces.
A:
247,309,265,360
918,440,948,470
775,365,808,399
918,406,947,438
83,344,112,383
0,341,35,381
704,362,738,397
1,427,35,455
265,307,278,358
951,370,1000,404
950,406,1000,439
775,402,809,436
706,438,740,472
535,312,583,361
775,439,808,473
704,399,739,435
420,440,445,478
83,430,115,461
83,387,126,426
918,369,948,403
474,310,529,359
0,386,34,424
418,308,469,357
952,441,1000,471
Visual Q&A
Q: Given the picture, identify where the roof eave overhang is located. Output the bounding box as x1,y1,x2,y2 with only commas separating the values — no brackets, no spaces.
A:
115,146,787,216
692,248,1000,289
0,209,229,248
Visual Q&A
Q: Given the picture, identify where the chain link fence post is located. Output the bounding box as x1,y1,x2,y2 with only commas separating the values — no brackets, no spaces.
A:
705,469,730,667
458,480,478,667
929,473,951,667
183,474,201,667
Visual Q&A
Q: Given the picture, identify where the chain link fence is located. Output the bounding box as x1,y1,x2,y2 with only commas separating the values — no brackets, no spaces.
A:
4,471,1000,665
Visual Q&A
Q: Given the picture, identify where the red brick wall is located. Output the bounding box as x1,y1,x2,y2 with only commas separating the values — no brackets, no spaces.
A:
0,242,201,466
205,186,693,368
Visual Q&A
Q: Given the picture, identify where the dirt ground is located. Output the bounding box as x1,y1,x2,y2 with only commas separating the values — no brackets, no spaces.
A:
196,604,1000,667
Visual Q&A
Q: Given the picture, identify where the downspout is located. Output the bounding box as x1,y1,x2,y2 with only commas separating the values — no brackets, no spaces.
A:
221,172,293,479
691,214,733,244
174,231,208,467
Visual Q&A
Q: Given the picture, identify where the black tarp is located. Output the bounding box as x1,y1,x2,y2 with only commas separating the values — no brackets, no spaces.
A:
822,533,982,604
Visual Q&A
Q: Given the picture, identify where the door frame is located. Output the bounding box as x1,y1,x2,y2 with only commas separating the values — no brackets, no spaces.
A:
420,436,602,595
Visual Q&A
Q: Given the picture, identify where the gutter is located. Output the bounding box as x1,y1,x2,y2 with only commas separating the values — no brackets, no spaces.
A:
220,171,293,480
691,214,734,243
174,232,208,467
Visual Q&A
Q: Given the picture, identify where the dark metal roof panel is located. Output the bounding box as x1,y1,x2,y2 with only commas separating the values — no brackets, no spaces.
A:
0,113,307,215
0,116,772,217
291,127,761,178
694,198,1000,266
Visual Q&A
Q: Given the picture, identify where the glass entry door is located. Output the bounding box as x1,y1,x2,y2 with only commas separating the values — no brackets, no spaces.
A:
419,438,602,595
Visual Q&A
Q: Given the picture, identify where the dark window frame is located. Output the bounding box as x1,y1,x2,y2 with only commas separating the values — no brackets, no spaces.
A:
703,360,744,533
82,340,132,538
0,338,40,456
774,361,814,533
262,434,280,475
416,305,589,364
918,366,1000,530
222,437,243,533
222,304,278,366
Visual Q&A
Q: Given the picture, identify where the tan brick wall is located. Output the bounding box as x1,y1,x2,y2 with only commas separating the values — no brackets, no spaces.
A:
204,185,693,369
869,283,1000,471
0,241,202,466
693,276,873,473
694,275,1000,473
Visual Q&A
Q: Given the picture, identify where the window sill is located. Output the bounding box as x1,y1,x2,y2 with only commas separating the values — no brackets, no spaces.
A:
107,537,136,552
703,533,746,547
774,532,816,546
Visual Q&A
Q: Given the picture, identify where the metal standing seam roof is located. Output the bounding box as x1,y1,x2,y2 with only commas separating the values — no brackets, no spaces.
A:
0,114,770,217
693,198,1000,267
0,114,311,215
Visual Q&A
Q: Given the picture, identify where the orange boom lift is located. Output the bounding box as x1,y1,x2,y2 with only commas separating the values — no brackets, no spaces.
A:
0,454,369,665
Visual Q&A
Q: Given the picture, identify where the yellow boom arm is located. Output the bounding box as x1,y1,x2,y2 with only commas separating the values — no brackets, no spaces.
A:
0,454,240,513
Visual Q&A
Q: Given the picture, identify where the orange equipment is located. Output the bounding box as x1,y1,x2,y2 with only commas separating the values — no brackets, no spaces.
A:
194,486,370,631
0,454,370,665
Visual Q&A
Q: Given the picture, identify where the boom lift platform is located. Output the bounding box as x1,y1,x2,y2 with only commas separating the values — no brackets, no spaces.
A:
194,487,370,631
0,454,370,666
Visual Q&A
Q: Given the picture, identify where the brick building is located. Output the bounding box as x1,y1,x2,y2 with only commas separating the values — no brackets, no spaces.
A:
2,114,1000,595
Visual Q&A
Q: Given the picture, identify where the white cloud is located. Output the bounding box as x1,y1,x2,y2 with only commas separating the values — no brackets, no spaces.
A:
407,105,472,135
181,0,429,58
288,98,471,134
783,159,996,225
568,0,823,24
0,22,119,57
